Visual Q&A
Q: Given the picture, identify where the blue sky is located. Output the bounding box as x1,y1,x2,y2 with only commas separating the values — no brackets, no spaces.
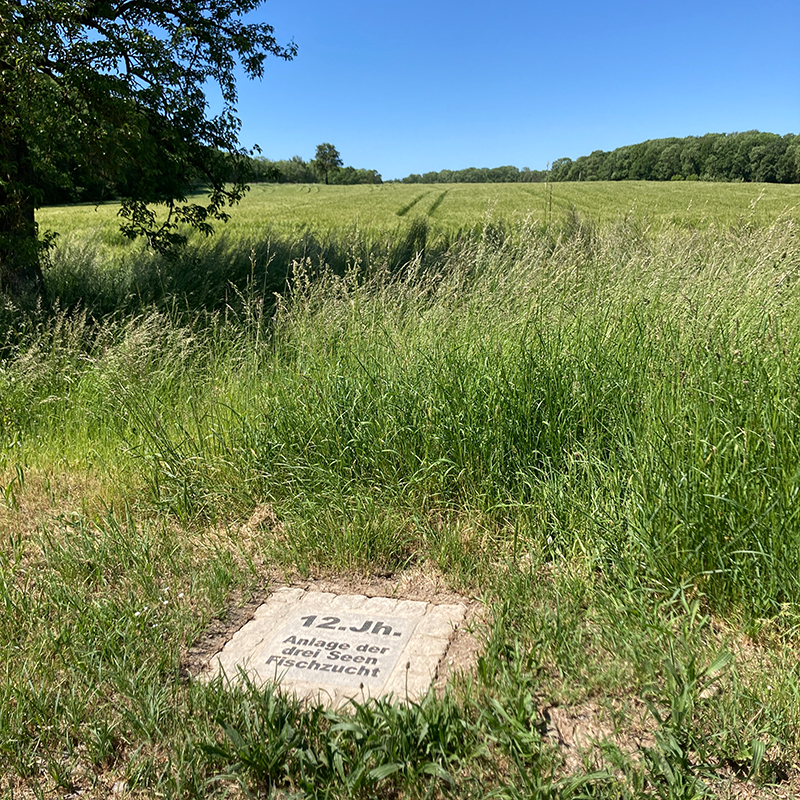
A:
231,0,799,180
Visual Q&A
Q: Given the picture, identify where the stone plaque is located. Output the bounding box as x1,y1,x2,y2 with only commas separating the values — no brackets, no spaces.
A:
256,608,416,688
204,589,467,707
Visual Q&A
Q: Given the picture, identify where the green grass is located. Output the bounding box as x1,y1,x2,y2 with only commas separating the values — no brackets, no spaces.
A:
3,188,800,796
33,181,800,319
38,180,800,243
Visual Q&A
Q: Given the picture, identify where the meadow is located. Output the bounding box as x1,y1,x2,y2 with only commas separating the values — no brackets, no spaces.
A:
2,181,800,798
40,180,800,242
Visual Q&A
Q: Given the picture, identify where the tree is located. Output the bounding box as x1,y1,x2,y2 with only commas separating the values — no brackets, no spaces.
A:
313,143,342,185
0,0,296,303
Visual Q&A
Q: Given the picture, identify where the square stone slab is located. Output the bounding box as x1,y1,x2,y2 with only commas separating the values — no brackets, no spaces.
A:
203,589,467,707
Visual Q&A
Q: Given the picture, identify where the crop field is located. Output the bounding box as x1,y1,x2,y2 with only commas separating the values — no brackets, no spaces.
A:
3,182,800,798
40,180,800,243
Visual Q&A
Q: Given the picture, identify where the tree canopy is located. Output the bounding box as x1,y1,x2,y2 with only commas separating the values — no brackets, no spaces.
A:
248,150,381,185
398,165,547,184
393,133,800,185
0,0,295,302
313,143,343,185
548,132,800,183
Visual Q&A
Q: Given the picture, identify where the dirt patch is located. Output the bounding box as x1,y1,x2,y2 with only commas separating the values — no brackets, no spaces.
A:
706,766,800,799
543,699,655,773
0,468,116,539
290,565,476,607
542,700,800,798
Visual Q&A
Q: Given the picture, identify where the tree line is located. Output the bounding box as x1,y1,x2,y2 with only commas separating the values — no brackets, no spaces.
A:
397,166,548,184
391,132,799,185
38,144,381,207
248,146,382,185
549,132,800,183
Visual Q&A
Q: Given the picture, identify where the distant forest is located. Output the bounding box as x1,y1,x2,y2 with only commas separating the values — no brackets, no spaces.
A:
549,131,800,183
40,131,800,206
395,132,800,184
248,155,382,185
398,166,548,184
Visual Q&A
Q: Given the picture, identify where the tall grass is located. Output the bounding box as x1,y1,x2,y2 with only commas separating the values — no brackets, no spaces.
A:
40,217,443,316
5,213,800,617
3,209,800,795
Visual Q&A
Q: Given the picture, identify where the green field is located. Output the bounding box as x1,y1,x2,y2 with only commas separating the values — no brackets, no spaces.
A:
3,183,800,797
234,180,800,231
40,181,800,243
